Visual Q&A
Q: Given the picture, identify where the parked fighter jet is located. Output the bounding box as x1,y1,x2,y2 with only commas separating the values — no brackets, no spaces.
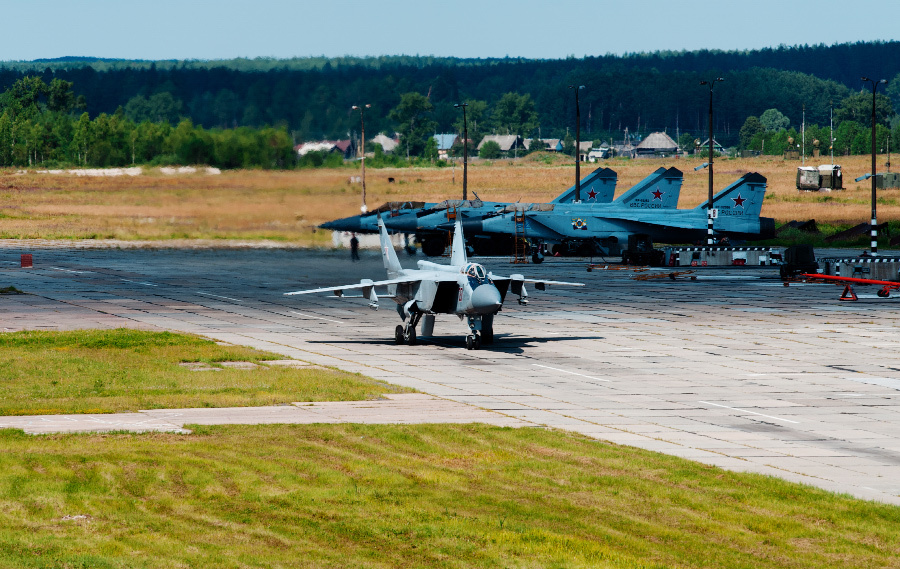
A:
476,172,773,255
318,167,618,256
285,216,583,350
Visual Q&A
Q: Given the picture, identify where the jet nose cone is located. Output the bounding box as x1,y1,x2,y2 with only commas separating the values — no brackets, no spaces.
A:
319,215,361,232
471,284,502,314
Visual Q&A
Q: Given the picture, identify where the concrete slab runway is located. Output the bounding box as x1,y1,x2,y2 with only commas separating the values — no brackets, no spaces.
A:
0,394,527,434
2,245,900,505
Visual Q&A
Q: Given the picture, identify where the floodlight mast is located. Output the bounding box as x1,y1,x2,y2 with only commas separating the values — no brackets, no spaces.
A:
700,78,724,247
568,85,585,202
352,104,371,213
862,77,887,255
455,103,468,200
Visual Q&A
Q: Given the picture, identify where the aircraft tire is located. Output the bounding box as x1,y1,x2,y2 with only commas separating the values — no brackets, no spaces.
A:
406,327,417,346
465,335,474,350
532,253,544,264
395,325,405,344
473,334,481,350
422,238,445,257
878,289,890,298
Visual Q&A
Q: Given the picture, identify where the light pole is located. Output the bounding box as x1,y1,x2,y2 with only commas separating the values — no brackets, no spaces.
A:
862,77,887,255
700,78,724,247
351,104,371,213
454,103,468,200
568,85,585,202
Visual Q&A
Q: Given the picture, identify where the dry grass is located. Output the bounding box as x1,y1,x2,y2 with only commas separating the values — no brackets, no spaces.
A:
1,156,897,243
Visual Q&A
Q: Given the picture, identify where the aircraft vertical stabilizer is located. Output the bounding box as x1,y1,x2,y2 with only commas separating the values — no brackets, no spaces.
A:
377,216,403,277
550,167,617,203
612,167,682,208
698,172,767,217
449,219,468,266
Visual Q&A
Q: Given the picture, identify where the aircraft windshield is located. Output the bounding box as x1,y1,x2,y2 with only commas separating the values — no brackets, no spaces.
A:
463,263,487,280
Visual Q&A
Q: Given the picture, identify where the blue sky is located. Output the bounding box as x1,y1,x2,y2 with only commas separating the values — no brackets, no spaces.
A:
3,0,898,61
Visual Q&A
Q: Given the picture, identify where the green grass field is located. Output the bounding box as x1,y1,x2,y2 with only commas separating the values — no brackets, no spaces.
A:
2,329,898,567
0,329,409,415
1,424,898,568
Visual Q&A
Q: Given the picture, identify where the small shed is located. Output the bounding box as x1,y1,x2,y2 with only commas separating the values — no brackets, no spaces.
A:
796,165,843,190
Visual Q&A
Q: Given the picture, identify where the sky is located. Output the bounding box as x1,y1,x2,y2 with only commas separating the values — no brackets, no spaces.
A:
2,0,898,61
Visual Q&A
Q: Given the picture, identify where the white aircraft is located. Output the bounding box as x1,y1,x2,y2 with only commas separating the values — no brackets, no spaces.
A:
285,216,583,350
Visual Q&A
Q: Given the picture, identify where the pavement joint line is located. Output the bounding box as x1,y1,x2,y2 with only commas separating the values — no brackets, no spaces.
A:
48,267,91,274
289,310,343,324
196,291,243,302
699,401,801,424
532,363,609,382
120,279,158,287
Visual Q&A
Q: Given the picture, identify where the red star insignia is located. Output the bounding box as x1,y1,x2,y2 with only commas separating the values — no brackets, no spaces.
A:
587,189,597,200
652,189,663,200
732,194,746,207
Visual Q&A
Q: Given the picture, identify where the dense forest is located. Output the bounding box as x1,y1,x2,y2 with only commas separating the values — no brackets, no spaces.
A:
1,41,900,168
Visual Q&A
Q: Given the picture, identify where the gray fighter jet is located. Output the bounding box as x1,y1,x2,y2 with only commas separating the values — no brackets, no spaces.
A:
285,216,583,350
318,167,618,256
476,172,774,255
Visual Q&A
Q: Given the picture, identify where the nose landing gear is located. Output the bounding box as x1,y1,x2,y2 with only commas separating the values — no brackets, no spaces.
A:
395,313,421,345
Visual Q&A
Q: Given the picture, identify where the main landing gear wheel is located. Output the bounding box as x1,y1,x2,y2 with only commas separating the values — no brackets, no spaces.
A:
406,326,417,346
395,325,405,344
878,288,891,298
465,334,481,350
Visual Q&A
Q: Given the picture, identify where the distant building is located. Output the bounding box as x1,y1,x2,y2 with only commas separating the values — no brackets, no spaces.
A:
477,134,523,154
578,141,593,162
524,138,563,152
433,134,458,159
636,132,678,157
295,139,355,159
587,148,610,162
698,138,727,155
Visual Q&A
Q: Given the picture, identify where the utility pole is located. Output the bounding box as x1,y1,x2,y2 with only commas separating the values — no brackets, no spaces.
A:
569,85,585,202
351,104,371,213
862,77,887,255
700,78,724,247
455,103,468,200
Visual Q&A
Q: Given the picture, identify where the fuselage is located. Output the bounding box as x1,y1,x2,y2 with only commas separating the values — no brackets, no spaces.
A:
390,261,502,316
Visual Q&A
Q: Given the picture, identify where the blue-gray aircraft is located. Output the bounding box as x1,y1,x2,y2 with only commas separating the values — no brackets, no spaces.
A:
475,172,774,255
417,166,686,257
318,167,618,255
285,216,582,350
454,166,684,256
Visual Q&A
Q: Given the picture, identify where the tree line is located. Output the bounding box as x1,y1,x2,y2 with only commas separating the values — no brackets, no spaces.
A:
0,77,294,169
4,41,900,169
4,42,900,149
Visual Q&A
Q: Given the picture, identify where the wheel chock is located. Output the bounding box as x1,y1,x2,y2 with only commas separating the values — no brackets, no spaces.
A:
839,285,858,301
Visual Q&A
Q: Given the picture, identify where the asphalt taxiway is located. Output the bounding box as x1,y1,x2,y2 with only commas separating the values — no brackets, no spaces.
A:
2,245,900,505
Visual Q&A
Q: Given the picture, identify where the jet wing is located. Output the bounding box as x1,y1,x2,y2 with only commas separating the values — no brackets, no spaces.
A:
285,277,419,296
285,274,460,296
489,274,583,287
590,211,697,230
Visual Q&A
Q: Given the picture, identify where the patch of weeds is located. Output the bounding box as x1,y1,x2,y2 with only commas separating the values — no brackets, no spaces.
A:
0,286,23,295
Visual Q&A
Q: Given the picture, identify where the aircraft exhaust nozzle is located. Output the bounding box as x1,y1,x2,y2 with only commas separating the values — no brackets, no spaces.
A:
471,284,502,314
461,218,484,235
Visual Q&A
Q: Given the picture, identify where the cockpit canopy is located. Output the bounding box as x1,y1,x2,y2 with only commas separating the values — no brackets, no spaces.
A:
462,263,487,280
